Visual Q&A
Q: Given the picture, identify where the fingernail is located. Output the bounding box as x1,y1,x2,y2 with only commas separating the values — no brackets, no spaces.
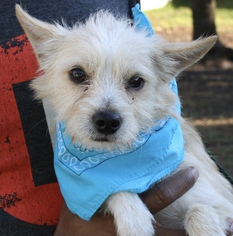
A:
191,167,199,181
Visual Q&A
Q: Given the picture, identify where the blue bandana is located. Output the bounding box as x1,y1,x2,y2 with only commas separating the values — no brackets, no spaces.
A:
54,4,184,221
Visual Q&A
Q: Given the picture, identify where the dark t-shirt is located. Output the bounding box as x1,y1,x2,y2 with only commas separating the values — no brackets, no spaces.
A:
0,1,138,235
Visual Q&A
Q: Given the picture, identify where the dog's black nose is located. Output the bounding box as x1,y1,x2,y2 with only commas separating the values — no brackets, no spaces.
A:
92,111,122,135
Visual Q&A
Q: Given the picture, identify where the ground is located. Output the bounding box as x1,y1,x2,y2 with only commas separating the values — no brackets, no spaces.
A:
156,26,233,177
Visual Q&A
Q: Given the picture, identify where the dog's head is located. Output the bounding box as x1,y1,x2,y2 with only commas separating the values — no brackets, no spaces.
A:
16,5,216,150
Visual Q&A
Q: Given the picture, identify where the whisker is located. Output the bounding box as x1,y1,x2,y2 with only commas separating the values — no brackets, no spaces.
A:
26,118,47,135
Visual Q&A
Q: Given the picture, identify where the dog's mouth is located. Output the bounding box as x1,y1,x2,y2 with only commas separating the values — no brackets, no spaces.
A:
90,133,120,144
92,137,110,142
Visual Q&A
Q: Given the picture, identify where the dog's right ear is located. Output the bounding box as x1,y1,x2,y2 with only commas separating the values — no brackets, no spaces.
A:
15,4,63,63
161,36,217,78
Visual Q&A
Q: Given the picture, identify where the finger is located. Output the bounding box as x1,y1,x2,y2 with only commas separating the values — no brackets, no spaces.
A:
141,167,199,214
153,222,187,236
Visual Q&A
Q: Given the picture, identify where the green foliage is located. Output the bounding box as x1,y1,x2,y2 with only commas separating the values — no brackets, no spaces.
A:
171,0,190,8
217,0,233,8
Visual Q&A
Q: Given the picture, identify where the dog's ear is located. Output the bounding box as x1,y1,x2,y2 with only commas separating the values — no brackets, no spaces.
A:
162,36,217,77
15,4,63,63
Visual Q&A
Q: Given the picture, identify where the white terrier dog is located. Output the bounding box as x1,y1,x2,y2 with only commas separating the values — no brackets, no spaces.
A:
16,4,233,236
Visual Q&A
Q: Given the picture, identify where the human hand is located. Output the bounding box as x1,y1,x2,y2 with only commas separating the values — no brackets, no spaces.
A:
54,167,199,236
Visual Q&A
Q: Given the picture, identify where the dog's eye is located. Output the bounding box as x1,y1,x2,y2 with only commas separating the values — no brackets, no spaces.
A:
127,76,145,90
69,68,86,84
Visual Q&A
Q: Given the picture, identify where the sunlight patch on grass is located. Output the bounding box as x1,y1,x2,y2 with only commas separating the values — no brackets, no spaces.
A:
216,8,233,32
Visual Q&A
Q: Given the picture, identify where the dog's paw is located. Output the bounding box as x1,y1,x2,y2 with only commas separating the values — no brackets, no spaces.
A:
115,207,155,236
105,192,155,236
185,203,226,236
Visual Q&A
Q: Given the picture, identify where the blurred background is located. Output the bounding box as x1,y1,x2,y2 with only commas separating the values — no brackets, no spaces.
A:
141,0,233,177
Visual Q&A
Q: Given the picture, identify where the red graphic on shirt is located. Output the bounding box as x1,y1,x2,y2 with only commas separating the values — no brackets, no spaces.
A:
0,35,62,225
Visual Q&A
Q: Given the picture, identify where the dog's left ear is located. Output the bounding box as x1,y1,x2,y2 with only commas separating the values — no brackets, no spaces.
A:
162,36,217,77
15,4,64,63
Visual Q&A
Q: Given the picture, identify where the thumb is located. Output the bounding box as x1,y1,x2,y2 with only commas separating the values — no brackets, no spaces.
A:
141,167,199,214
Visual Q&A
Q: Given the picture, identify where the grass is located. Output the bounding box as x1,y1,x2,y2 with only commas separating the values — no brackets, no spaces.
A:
145,4,192,30
144,2,233,39
216,8,233,32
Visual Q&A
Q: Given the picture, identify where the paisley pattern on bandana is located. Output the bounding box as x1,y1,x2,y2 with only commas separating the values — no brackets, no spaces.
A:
56,116,169,176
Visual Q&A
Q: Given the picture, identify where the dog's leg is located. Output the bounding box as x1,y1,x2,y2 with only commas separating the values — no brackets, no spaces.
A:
184,203,226,236
105,192,155,236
